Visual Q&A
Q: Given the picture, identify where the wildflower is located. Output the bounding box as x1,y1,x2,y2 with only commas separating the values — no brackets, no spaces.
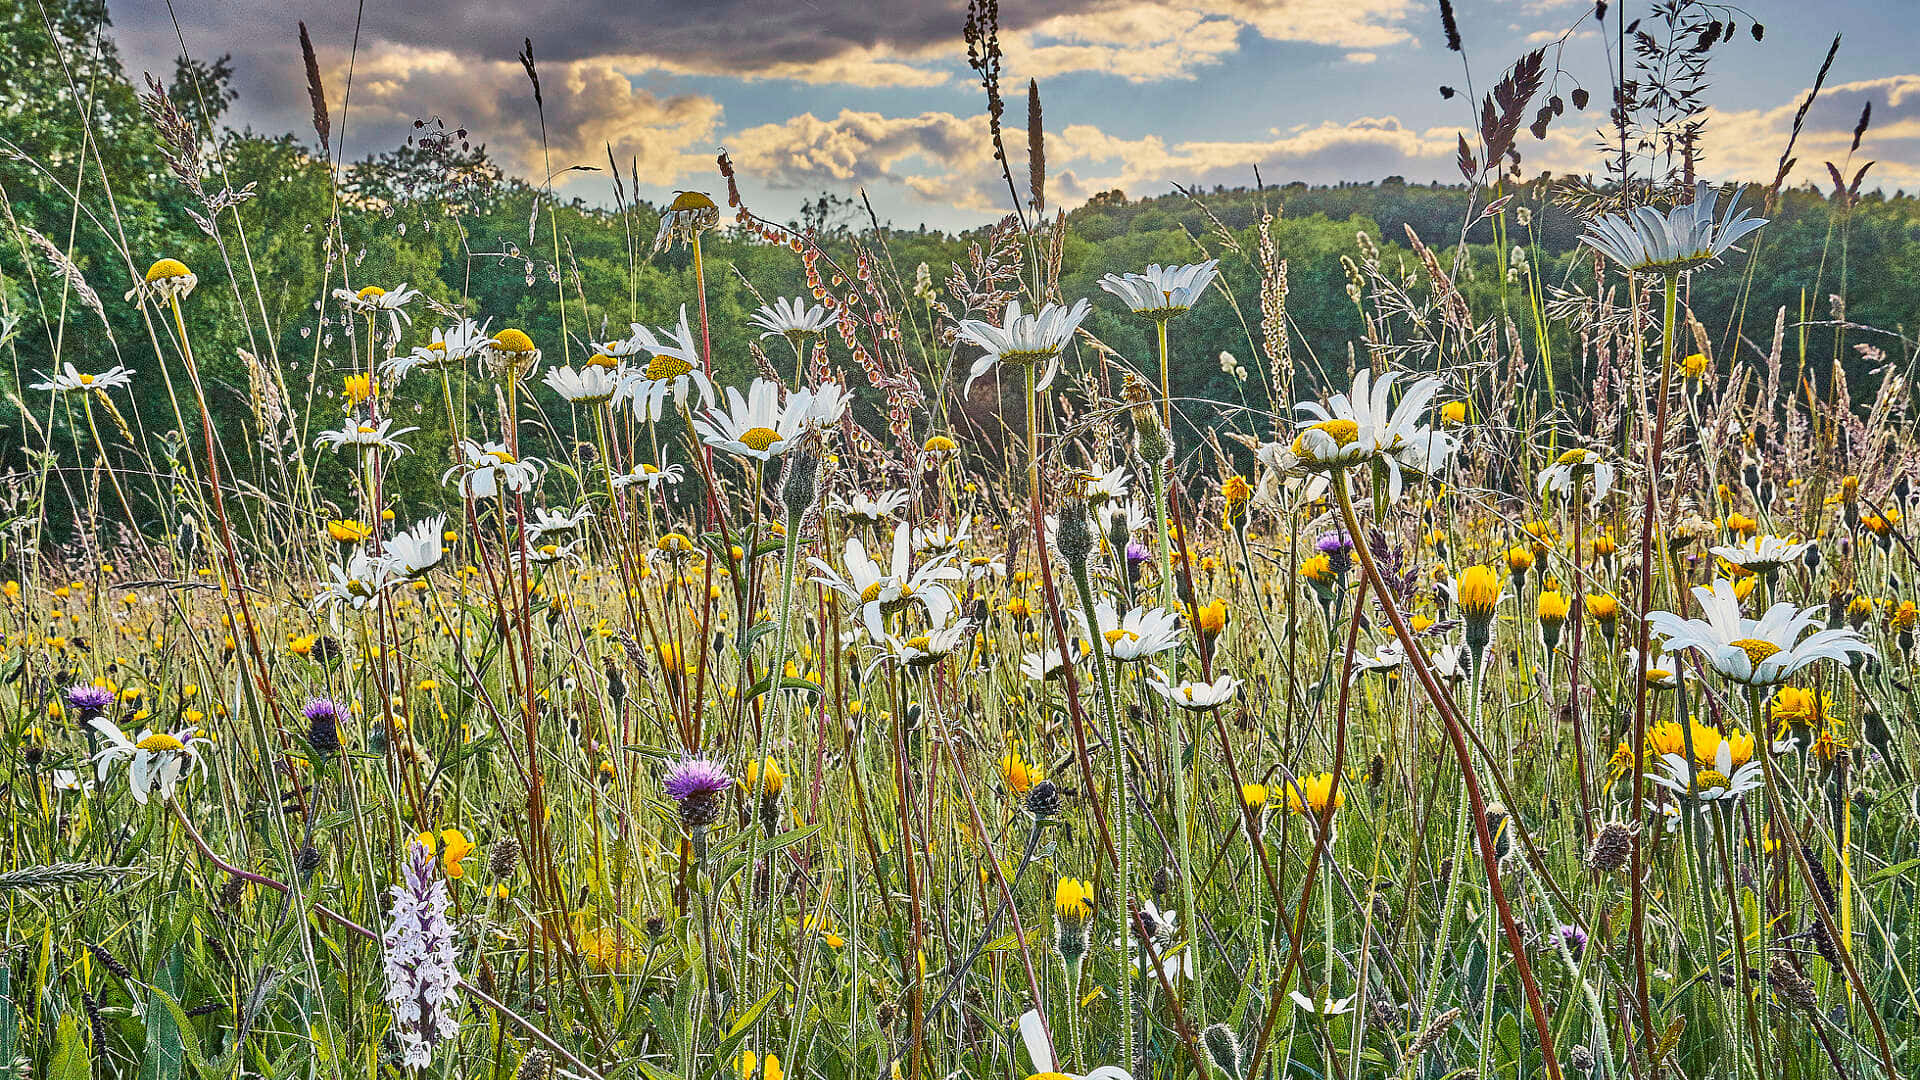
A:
1289,990,1357,1017
1098,260,1220,320
1584,821,1636,872
127,258,197,303
384,318,491,380
66,684,117,721
998,747,1040,795
1580,182,1767,273
1680,352,1711,378
614,306,717,421
527,505,594,543
1024,780,1063,819
654,190,720,251
749,296,833,345
30,363,136,394
829,489,910,526
327,519,371,545
382,840,461,1069
334,283,420,340
1017,1009,1132,1080
384,516,449,579
314,418,418,456
1648,735,1763,802
1191,597,1229,639
1537,447,1616,507
1547,923,1589,960
1648,579,1876,686
1711,534,1813,576
1440,400,1469,424
1449,564,1504,657
1146,670,1242,710
663,756,730,835
1054,877,1094,968
1284,771,1345,819
305,698,346,761
312,551,395,611
613,462,686,491
693,378,813,461
1585,593,1621,640
482,328,542,382
1075,600,1183,662
89,718,209,804
543,363,624,405
1291,370,1447,499
1019,647,1076,681
808,525,962,642
1240,783,1269,810
1769,685,1829,734
956,298,1092,396
444,441,545,499
885,614,975,668
423,828,474,879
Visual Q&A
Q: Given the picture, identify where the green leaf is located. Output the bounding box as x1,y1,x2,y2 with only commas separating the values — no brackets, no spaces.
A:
1865,858,1920,887
146,987,208,1071
139,944,186,1080
49,1013,90,1080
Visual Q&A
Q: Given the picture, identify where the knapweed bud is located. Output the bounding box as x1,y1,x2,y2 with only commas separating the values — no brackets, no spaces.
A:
779,445,822,528
1123,375,1172,466
1583,821,1635,873
1054,486,1097,571
1024,779,1062,819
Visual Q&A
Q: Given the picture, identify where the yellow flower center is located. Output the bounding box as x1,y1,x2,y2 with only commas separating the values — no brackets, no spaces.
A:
78,373,96,385
356,285,387,301
491,329,536,354
646,354,694,380
1556,448,1589,466
1730,638,1781,665
860,582,884,604
587,352,621,368
145,258,191,282
1103,628,1140,645
1310,419,1361,447
136,733,185,752
1695,769,1730,792
486,450,517,465
739,426,782,452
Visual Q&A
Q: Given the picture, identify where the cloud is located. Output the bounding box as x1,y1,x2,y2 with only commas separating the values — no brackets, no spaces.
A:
346,46,723,182
1703,76,1920,194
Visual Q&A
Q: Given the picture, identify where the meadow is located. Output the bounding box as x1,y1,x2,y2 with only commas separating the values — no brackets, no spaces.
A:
2,2,1918,1079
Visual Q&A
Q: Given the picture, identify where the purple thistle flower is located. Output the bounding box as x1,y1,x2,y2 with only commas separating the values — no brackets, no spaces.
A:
66,684,116,718
304,697,348,759
663,756,730,802
303,697,350,725
1316,531,1354,576
1549,922,1588,958
664,756,730,833
1125,540,1150,564
382,840,460,1069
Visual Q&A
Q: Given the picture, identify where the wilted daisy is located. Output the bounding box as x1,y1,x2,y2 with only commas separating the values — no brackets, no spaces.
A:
654,190,721,252
693,378,810,461
89,718,209,804
314,418,418,456
612,462,685,490
1076,600,1183,662
444,440,545,499
956,298,1091,396
1648,579,1876,686
1020,647,1077,681
126,257,197,303
30,363,136,394
527,505,594,542
615,306,715,422
383,516,448,579
1537,447,1616,506
884,614,975,668
481,328,542,382
1710,534,1814,576
334,283,421,340
829,489,910,526
384,318,491,381
313,550,396,611
1580,182,1767,274
749,296,833,346
543,363,623,405
1099,260,1219,320
1146,670,1242,710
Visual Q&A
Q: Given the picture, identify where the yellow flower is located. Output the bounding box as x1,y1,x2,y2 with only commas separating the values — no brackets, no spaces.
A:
742,756,786,797
1770,686,1829,729
1192,597,1229,638
1222,474,1253,506
1679,352,1710,378
1454,565,1502,621
1300,553,1335,585
327,519,371,544
1054,877,1094,921
1537,590,1570,625
419,828,474,880
1285,772,1345,818
1240,783,1269,809
998,748,1039,795
1505,546,1535,577
1889,601,1916,633
1440,400,1469,424
145,258,192,283
1584,593,1620,625
341,373,376,405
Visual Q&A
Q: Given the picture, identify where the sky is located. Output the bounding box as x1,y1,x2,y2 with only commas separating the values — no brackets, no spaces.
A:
103,0,1919,231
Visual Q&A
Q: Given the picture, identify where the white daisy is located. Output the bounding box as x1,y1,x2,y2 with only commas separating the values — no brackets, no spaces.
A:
830,489,911,526
1581,182,1767,274
615,306,716,422
383,515,448,579
444,440,545,499
543,363,624,405
1537,448,1616,507
749,296,833,345
1292,370,1443,500
89,718,209,804
1075,600,1183,662
314,418,418,456
956,298,1091,397
1647,579,1876,686
1709,535,1814,576
692,378,810,461
1017,1010,1132,1080
334,283,421,340
30,363,136,394
1146,671,1242,710
1098,260,1219,319
383,318,491,381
